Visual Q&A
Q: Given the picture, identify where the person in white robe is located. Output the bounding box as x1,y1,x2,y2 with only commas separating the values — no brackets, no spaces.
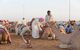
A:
15,21,22,35
15,18,28,35
44,10,56,39
45,10,55,23
32,18,41,38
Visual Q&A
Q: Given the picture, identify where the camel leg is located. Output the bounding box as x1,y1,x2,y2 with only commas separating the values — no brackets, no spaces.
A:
49,28,55,40
1,32,8,43
41,30,48,39
7,35,11,44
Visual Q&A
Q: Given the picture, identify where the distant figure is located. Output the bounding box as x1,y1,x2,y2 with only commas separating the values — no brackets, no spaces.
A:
65,24,74,34
21,17,28,26
15,17,27,35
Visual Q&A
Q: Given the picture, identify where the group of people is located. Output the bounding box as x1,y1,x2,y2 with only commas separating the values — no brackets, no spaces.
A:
0,10,76,48
14,10,55,47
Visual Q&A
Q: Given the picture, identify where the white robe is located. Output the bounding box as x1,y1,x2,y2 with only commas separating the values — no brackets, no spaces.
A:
32,19,40,38
45,15,55,23
15,19,27,35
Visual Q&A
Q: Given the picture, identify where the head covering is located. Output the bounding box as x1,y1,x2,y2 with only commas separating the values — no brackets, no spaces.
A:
39,18,44,22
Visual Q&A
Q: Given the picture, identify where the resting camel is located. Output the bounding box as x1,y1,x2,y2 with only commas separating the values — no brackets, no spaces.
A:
0,26,11,44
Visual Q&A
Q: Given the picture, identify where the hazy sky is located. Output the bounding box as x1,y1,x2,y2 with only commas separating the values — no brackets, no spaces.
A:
0,0,80,21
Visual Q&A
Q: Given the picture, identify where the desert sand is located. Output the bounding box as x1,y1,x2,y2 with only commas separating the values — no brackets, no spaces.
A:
0,33,71,50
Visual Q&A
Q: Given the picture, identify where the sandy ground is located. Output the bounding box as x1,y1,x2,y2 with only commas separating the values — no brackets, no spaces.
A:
0,33,71,50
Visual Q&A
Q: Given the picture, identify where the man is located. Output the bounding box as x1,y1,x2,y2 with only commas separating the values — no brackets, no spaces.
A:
45,10,55,23
32,18,40,38
19,18,32,48
20,18,30,36
42,10,56,39
21,18,28,26
65,24,74,34
15,17,28,35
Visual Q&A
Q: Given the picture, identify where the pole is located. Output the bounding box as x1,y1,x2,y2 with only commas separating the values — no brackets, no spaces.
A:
69,0,70,23
23,0,24,19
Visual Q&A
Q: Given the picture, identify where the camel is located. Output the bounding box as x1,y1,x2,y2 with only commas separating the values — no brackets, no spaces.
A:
48,21,80,50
